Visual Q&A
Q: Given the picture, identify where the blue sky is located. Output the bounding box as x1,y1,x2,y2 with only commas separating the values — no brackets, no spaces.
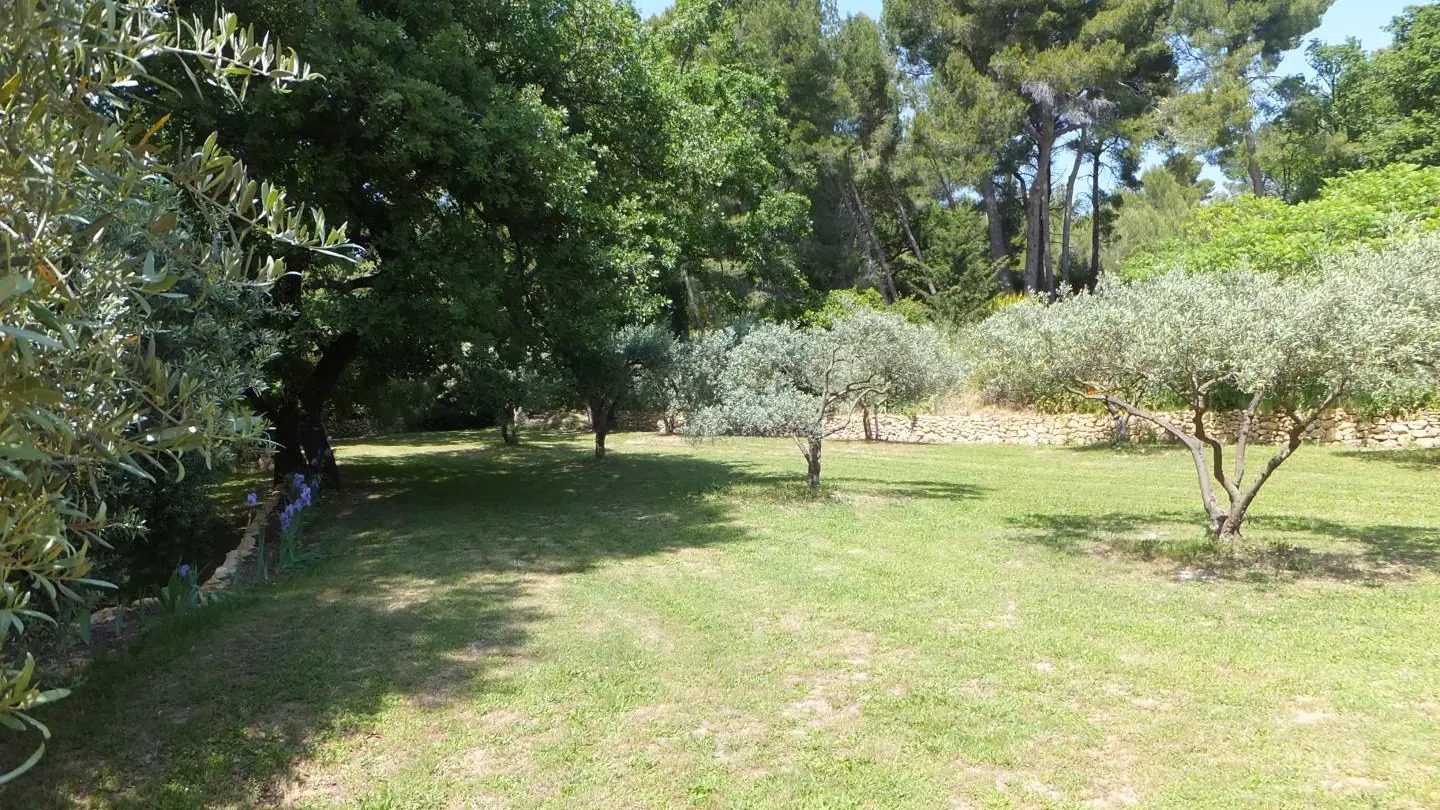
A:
630,0,1413,75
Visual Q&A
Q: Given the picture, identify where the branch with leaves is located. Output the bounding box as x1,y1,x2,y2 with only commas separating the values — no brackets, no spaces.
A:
0,0,354,781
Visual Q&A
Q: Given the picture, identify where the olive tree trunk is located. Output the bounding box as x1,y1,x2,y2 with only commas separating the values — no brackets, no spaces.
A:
587,397,611,459
1082,388,1342,543
804,437,823,489
499,404,521,445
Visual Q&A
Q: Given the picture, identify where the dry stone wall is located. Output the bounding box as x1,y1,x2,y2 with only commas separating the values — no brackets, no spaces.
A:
615,409,1440,448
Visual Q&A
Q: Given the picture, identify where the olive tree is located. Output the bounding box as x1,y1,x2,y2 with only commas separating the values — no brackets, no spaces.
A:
562,325,677,459
0,1,347,779
965,238,1440,541
690,311,958,487
634,329,739,433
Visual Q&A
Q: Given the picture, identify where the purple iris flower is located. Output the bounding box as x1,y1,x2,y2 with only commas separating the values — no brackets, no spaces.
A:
179,564,192,578
293,472,306,489
246,492,259,507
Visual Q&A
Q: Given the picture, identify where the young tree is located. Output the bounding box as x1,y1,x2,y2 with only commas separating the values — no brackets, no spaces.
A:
965,238,1440,541
442,346,564,445
690,311,957,487
0,0,347,780
635,329,740,433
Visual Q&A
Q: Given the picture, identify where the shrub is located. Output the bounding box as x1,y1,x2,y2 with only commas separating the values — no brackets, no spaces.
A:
1124,164,1440,278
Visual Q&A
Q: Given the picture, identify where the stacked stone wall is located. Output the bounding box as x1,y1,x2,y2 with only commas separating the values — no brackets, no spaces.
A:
613,409,1440,447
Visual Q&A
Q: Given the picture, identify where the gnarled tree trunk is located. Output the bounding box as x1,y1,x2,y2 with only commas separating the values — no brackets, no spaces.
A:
245,331,359,484
804,437,823,489
499,404,521,445
1083,387,1341,544
588,396,612,459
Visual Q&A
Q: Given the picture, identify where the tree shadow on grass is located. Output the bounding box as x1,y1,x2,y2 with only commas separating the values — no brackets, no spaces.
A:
0,437,777,809
1008,510,1440,584
1335,447,1440,471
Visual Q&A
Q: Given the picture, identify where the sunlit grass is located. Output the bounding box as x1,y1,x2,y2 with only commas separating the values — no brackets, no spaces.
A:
5,431,1439,809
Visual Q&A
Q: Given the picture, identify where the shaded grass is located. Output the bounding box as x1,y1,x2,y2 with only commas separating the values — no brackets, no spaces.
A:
4,432,1440,809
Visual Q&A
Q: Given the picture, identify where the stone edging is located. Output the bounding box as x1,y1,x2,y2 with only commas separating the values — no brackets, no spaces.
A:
202,488,283,592
86,487,283,627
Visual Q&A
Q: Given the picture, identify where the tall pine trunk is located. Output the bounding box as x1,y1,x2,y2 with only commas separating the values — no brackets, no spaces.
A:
1244,128,1265,197
1090,142,1104,279
849,179,897,303
1023,128,1055,295
1059,128,1087,291
979,173,1014,293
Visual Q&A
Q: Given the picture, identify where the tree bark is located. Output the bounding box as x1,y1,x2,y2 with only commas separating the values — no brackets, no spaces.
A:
888,177,925,266
499,405,520,445
1024,123,1055,295
1103,401,1129,446
587,396,609,459
1090,141,1104,279
1244,128,1266,197
1060,128,1087,291
246,331,359,484
805,437,822,489
848,180,897,303
979,173,1015,293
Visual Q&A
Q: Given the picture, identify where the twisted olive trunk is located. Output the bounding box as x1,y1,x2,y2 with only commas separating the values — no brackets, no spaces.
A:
245,331,358,484
805,437,823,489
588,396,614,459
499,404,520,445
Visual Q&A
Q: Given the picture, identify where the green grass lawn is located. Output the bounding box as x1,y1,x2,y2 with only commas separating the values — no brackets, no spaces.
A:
4,432,1439,809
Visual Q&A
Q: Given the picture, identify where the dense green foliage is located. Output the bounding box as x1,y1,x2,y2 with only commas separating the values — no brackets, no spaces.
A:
1124,164,1440,277
0,0,347,779
1251,6,1440,199
9,0,1440,791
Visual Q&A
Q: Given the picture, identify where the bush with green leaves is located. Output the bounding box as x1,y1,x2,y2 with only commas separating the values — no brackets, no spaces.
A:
689,311,958,487
0,1,349,780
966,236,1440,541
1123,164,1440,279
